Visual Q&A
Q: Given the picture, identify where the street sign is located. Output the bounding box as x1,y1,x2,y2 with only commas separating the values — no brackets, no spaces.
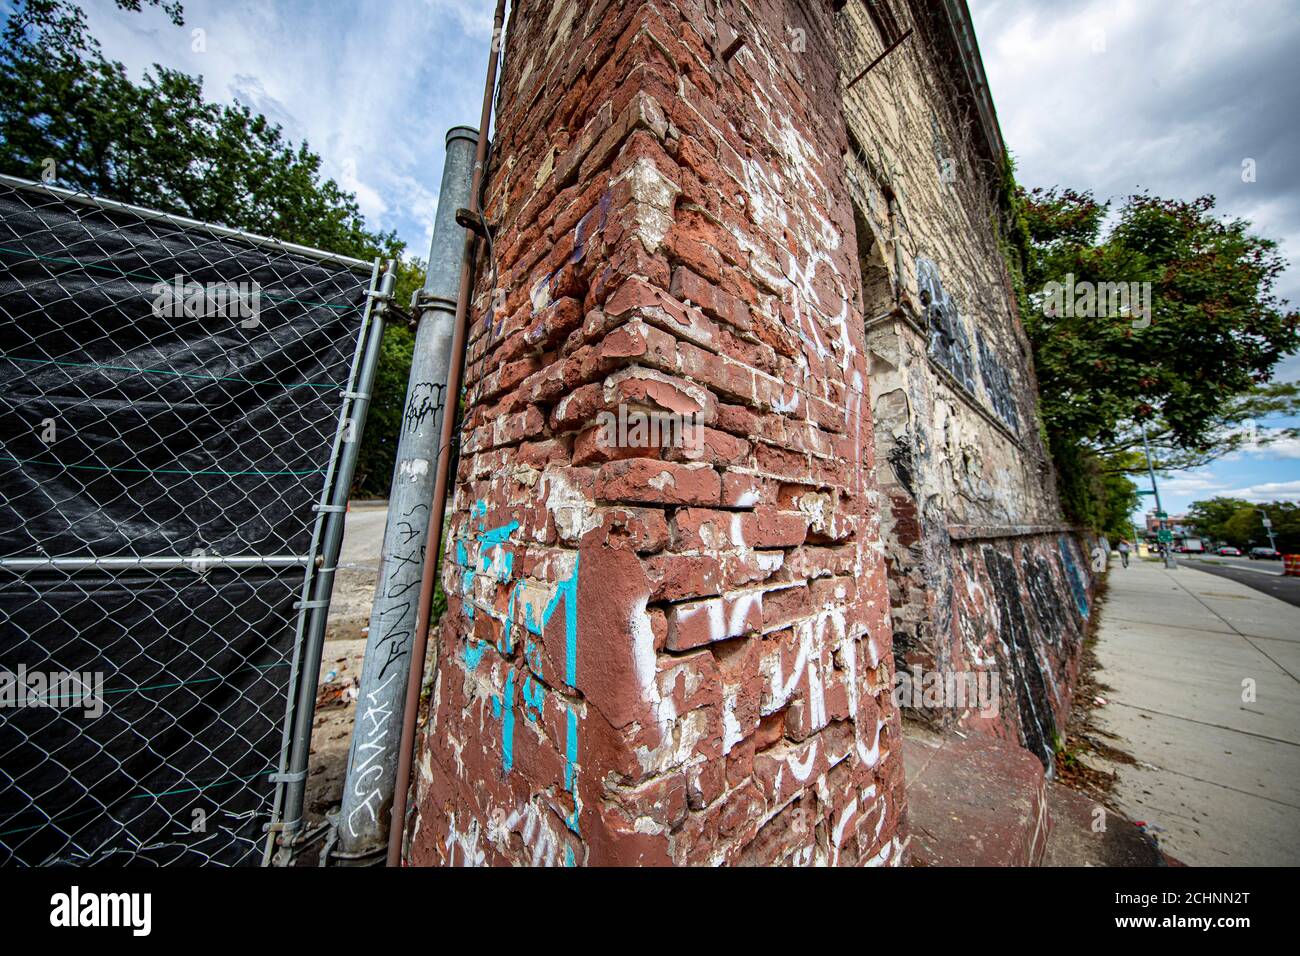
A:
1137,490,1155,496
1155,510,1168,519
1262,517,1273,528
1157,529,1173,543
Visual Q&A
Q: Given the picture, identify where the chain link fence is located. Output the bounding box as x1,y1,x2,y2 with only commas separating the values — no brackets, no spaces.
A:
0,174,388,866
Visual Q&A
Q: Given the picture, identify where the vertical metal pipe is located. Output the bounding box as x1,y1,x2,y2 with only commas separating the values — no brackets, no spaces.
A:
1258,509,1278,553
1141,420,1177,570
387,0,507,867
265,259,380,866
275,263,396,857
334,127,479,861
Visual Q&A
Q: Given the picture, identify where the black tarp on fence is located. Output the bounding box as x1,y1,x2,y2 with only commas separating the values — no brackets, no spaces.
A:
0,177,373,865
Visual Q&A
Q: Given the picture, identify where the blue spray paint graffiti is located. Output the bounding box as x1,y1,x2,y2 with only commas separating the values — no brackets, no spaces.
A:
521,674,544,722
1058,535,1089,619
491,670,517,773
455,500,583,836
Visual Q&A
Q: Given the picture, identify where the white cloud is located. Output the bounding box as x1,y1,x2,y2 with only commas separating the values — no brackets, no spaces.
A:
423,0,497,39
1242,433,1300,460
1158,472,1227,497
1274,351,1300,385
972,0,1300,521
1220,480,1300,502
81,0,487,257
970,0,1300,307
387,174,443,258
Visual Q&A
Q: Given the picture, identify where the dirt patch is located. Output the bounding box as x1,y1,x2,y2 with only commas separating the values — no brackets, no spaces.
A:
306,637,366,826
1053,574,1138,806
324,568,377,643
303,568,376,837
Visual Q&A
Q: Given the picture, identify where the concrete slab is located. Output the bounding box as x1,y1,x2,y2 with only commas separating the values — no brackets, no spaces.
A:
1250,635,1300,681
1097,705,1300,799
1090,621,1300,744
339,502,388,572
1102,576,1238,635
1089,755,1300,866
1041,782,1166,867
1092,560,1300,866
1174,568,1300,642
904,727,1050,866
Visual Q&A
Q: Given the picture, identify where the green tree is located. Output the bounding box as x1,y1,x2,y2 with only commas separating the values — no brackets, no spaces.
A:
1008,175,1299,525
1268,503,1300,553
1096,465,1142,542
1186,497,1253,543
1191,498,1300,552
0,0,402,260
0,0,423,496
1221,506,1264,549
1047,442,1142,540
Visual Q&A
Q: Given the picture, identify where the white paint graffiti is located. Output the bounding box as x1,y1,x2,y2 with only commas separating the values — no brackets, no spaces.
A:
443,810,487,867
344,670,399,838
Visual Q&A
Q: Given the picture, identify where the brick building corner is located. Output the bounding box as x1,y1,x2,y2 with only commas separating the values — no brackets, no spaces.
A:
406,0,1094,867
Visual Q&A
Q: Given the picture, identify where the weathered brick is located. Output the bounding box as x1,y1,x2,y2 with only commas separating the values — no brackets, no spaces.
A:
644,552,723,601
666,591,764,651
595,458,720,505
412,0,928,870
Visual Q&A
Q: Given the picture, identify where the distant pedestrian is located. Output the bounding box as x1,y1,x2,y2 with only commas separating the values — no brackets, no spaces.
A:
1118,540,1130,568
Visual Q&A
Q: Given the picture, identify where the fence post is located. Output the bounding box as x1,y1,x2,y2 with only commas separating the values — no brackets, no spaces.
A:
333,126,478,861
272,260,395,862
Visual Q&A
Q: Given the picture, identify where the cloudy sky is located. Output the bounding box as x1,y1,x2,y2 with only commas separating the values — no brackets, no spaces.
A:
969,0,1300,516
78,0,496,257
73,0,1299,514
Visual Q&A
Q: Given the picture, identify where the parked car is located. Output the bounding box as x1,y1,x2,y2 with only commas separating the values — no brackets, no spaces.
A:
1248,547,1281,560
1217,546,1242,556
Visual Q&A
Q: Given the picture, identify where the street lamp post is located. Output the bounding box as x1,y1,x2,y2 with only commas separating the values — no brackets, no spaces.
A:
1141,420,1177,570
1258,509,1279,552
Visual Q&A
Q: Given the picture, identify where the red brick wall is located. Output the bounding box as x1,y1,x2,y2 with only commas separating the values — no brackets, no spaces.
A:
407,0,906,866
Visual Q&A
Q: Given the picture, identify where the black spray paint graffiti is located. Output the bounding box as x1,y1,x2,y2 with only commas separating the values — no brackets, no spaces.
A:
916,257,976,394
404,382,445,434
916,258,1022,435
982,546,1057,771
887,441,916,498
374,501,429,680
976,329,1019,431
921,505,955,665
1023,551,1083,653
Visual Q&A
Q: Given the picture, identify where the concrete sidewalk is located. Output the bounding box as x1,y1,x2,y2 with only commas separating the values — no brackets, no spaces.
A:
1091,558,1300,865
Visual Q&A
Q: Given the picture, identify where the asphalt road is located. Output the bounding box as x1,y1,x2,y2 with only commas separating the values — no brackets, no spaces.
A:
1177,551,1284,575
1176,555,1300,608
339,500,388,572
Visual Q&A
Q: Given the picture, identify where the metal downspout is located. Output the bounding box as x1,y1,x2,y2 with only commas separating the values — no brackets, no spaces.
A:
386,0,508,867
332,126,479,862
